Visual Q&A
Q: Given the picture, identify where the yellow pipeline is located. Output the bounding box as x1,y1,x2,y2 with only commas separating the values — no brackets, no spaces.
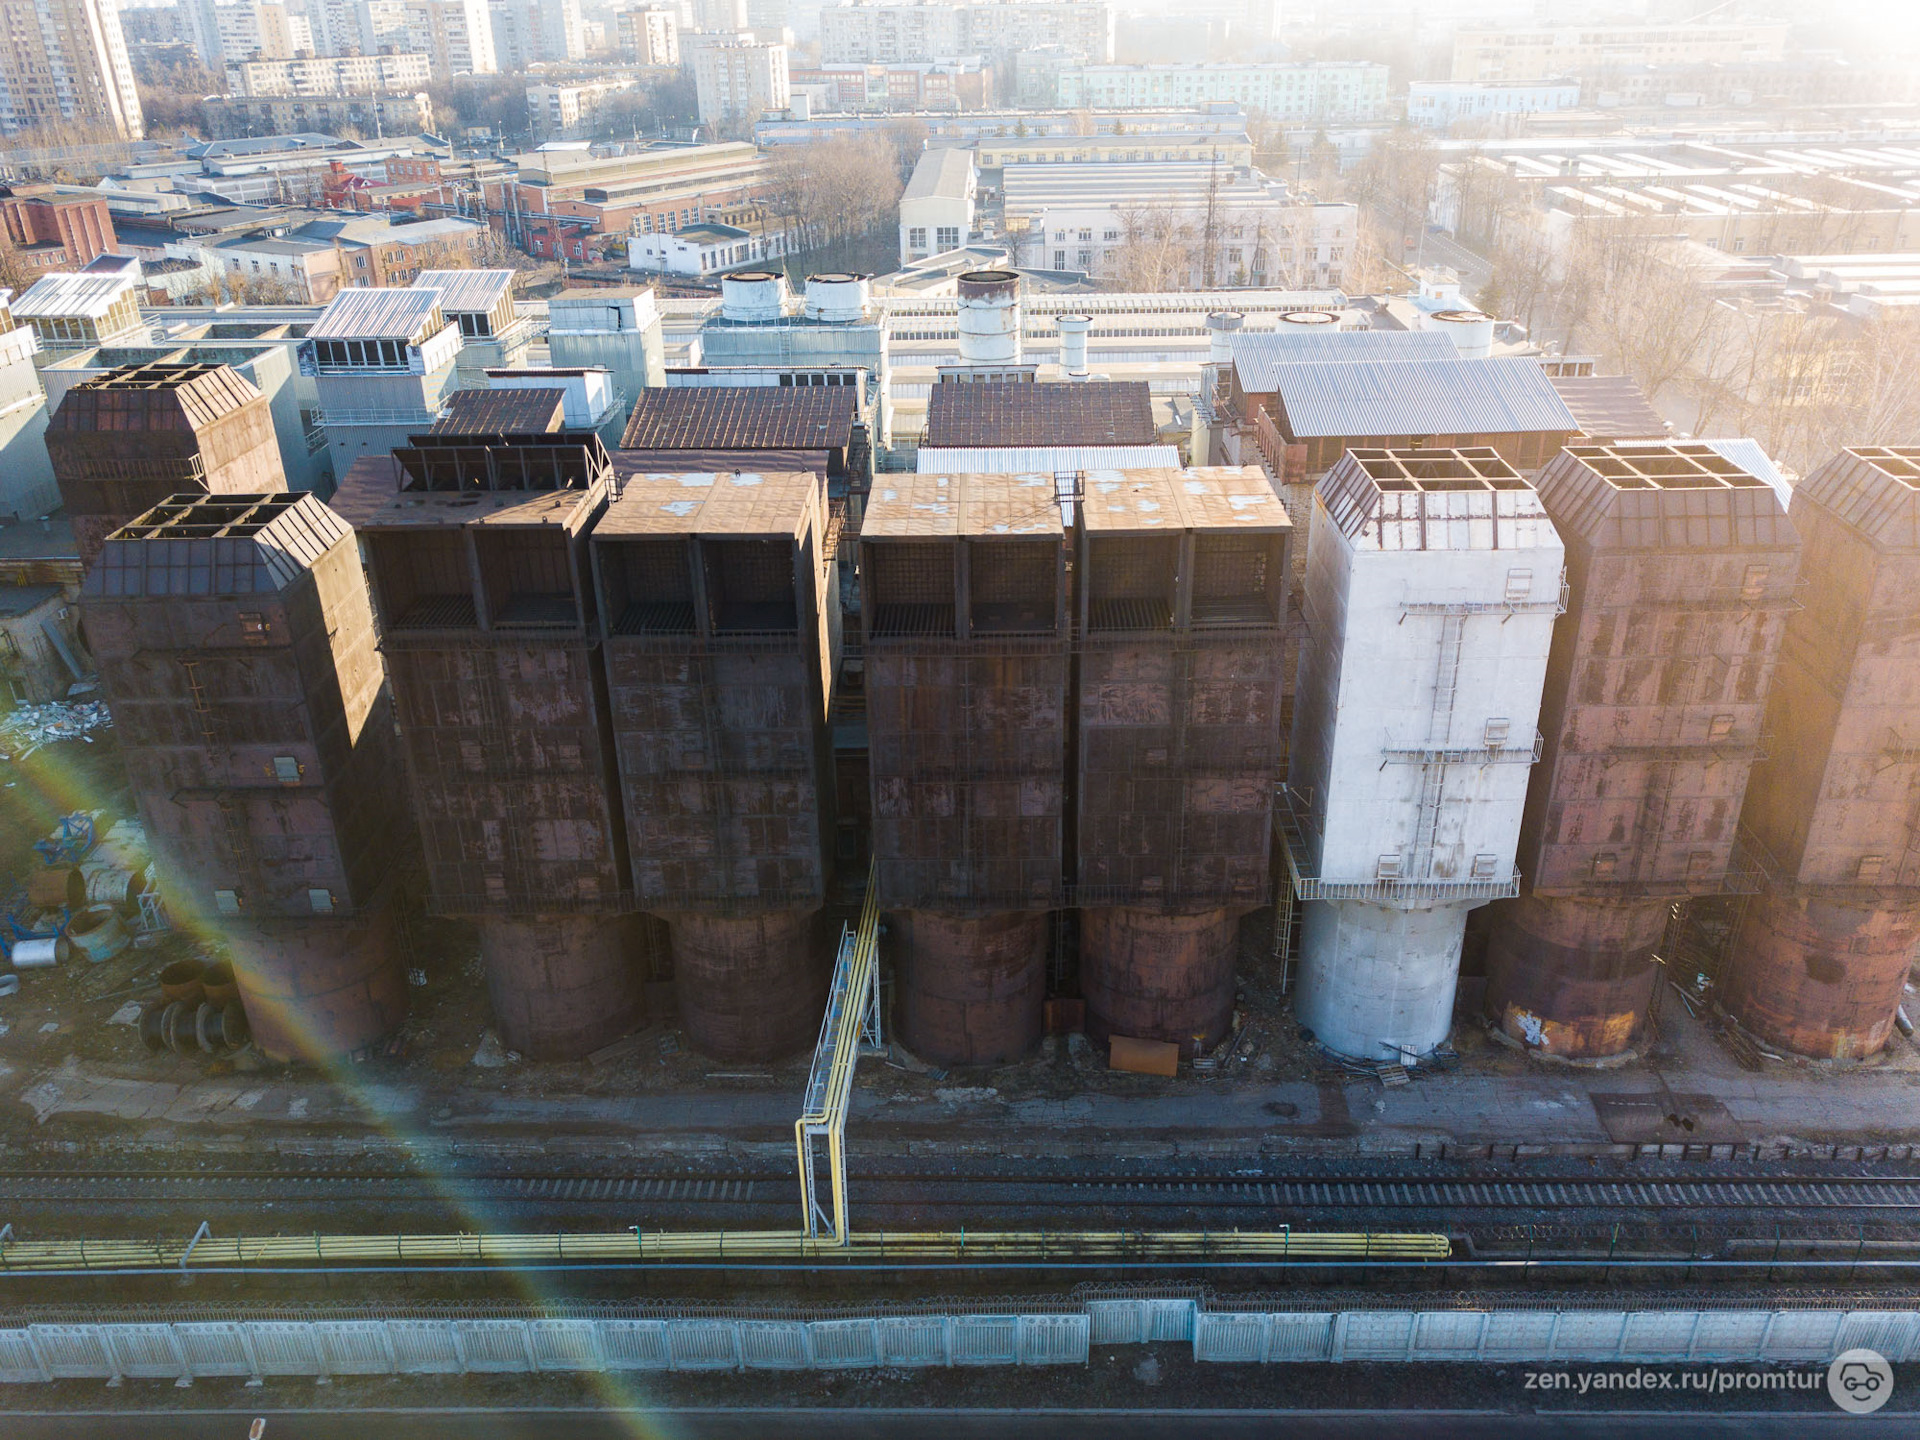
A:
0,1228,1451,1273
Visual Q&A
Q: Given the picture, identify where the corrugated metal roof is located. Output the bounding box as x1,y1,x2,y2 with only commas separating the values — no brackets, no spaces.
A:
416,268,514,315
309,286,445,340
596,470,818,537
1272,357,1579,440
429,387,566,436
83,493,347,598
1533,442,1798,553
917,445,1180,472
1549,373,1669,440
1696,438,1792,507
12,271,136,319
1230,329,1456,391
925,380,1158,448
621,386,856,451
1794,447,1920,551
865,473,1063,538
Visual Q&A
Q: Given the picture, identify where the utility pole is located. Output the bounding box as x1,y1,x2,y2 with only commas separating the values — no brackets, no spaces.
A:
1202,149,1221,291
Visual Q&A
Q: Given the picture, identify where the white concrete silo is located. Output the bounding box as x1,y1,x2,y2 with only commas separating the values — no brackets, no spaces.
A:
1284,448,1564,1060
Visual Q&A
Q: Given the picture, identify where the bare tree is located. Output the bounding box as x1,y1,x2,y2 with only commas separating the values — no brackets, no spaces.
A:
766,133,904,274
1344,125,1441,264
1106,203,1195,291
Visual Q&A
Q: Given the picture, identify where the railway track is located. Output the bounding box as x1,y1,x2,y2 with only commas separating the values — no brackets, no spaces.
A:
5,1169,1920,1213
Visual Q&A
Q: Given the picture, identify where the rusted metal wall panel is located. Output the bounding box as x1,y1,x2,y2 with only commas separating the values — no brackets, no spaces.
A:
1076,640,1279,907
1484,445,1800,1060
1521,549,1797,893
385,643,630,915
606,646,827,910
1724,450,1920,1058
82,524,408,923
1481,894,1669,1059
477,914,648,1060
867,646,1068,911
1742,491,1920,888
230,904,408,1064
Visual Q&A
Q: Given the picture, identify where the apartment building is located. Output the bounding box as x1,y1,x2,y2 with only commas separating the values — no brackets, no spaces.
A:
205,93,437,140
1450,22,1789,84
616,6,679,66
490,0,586,67
0,0,143,139
692,41,791,125
213,2,303,63
1057,61,1390,123
225,54,436,98
527,79,640,140
821,1,1111,66
405,0,498,79
792,57,991,111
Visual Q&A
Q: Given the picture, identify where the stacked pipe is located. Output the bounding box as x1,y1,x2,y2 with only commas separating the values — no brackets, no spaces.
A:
1719,447,1920,1058
1482,443,1800,1060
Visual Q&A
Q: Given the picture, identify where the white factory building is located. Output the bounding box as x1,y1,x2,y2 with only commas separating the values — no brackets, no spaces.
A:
1001,162,1358,291
899,147,977,268
1286,447,1565,1061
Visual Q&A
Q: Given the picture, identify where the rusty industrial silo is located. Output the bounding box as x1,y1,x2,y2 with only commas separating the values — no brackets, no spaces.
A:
1074,466,1291,1057
49,362,288,569
1482,442,1800,1059
1721,447,1920,1058
332,401,647,1060
591,466,836,1061
862,471,1068,1066
81,493,413,1061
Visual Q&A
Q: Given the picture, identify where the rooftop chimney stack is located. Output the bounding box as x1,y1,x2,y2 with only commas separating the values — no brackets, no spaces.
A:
955,269,1022,367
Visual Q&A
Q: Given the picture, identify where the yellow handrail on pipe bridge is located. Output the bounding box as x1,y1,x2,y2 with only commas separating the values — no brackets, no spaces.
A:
795,861,884,1243
0,1227,1452,1274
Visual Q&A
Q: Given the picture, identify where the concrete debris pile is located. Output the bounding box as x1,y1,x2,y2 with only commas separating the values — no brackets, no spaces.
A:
0,701,114,760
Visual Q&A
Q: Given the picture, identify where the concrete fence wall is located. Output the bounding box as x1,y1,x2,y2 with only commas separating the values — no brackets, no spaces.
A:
0,1313,1091,1385
1192,1309,1920,1366
3,1305,1917,1383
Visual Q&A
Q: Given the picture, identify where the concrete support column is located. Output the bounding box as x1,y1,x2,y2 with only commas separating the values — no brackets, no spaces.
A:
894,909,1046,1067
667,908,826,1062
1723,888,1920,1060
1080,906,1242,1058
1292,899,1472,1060
1480,894,1670,1059
478,913,647,1061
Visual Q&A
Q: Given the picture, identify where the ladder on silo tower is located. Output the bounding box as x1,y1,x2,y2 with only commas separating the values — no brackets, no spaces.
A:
1411,613,1466,878
795,860,883,1244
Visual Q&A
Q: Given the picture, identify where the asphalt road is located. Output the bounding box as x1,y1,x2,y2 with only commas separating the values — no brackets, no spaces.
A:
7,1408,1920,1439
1410,230,1494,293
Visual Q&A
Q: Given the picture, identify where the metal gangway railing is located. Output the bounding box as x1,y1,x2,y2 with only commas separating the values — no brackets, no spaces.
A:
795,863,883,1244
